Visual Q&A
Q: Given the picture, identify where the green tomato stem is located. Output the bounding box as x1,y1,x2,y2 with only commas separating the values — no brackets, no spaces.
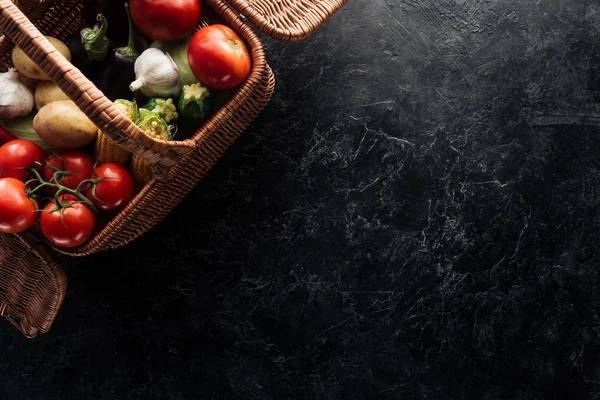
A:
27,168,99,214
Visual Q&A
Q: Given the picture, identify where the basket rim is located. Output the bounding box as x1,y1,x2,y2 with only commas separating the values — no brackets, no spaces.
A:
219,0,349,41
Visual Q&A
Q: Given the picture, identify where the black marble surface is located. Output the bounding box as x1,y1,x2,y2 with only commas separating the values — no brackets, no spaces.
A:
3,0,600,398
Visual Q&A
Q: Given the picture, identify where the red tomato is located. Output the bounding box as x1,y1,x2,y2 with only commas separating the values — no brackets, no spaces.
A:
130,0,201,42
0,126,18,146
188,24,252,91
0,178,38,233
44,151,94,191
86,163,135,212
0,140,46,181
40,195,96,248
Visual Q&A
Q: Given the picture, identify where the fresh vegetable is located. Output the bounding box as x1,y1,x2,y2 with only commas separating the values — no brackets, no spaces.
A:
44,151,94,193
87,163,135,212
33,100,98,149
137,111,171,140
137,107,173,133
12,36,71,80
114,99,140,121
178,83,211,120
0,114,58,153
34,81,70,111
80,14,111,62
40,194,96,248
28,162,99,213
130,0,201,42
144,98,178,123
177,83,213,140
0,178,38,233
0,126,17,146
94,3,140,101
70,5,147,92
0,139,46,181
69,15,107,82
151,38,197,86
130,48,181,98
188,25,251,91
175,82,211,139
0,69,34,119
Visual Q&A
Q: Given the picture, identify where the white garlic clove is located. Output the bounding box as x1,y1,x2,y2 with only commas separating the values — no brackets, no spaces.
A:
0,68,34,119
129,48,181,98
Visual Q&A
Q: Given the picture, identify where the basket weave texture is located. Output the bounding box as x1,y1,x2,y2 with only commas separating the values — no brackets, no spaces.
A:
0,0,275,257
0,0,273,336
0,0,346,337
225,0,348,41
0,232,65,338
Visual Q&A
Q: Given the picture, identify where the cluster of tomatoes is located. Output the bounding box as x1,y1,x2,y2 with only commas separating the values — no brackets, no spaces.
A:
0,139,135,248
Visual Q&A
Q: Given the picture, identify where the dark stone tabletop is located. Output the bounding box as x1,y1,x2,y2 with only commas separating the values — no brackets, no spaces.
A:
3,0,600,398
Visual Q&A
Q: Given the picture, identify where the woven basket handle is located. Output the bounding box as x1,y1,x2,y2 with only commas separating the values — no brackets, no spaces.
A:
0,0,192,180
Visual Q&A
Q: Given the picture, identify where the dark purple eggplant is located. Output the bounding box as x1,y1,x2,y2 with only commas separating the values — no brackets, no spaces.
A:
93,3,139,101
68,14,111,82
68,2,151,101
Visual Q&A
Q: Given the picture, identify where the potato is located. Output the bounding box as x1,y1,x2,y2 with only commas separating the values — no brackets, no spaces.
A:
12,36,71,80
34,81,70,111
33,100,97,149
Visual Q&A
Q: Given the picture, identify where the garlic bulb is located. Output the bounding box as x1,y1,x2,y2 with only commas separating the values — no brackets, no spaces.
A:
129,48,181,98
0,68,34,119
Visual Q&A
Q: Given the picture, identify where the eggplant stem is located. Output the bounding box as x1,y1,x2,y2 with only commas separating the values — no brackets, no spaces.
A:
116,2,139,59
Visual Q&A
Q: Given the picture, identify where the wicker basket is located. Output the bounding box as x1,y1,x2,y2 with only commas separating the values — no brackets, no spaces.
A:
0,0,347,337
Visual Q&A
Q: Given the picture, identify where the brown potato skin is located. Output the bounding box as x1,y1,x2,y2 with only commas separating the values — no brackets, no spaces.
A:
12,36,71,80
34,81,70,111
33,100,97,149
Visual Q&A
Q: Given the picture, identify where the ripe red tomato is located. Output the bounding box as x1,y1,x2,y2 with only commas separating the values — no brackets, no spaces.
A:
188,24,252,91
130,0,201,42
86,163,135,212
40,195,96,248
0,140,46,181
0,126,18,146
44,151,94,191
0,177,38,233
